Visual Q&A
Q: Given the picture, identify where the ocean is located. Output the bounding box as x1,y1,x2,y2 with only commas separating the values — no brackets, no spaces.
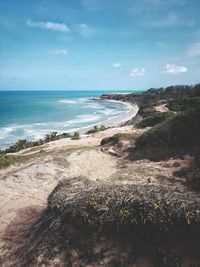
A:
0,90,138,149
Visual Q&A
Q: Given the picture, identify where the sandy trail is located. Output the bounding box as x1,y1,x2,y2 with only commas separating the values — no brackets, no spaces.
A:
154,103,169,113
0,126,133,234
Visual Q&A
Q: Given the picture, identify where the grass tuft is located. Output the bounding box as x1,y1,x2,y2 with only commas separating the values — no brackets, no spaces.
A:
17,177,200,266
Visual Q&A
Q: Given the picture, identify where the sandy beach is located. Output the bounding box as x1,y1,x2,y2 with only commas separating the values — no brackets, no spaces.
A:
68,100,139,135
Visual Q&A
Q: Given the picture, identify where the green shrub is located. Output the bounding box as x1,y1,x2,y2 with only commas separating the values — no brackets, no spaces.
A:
86,125,107,134
20,177,200,266
138,107,159,118
0,153,15,168
58,132,72,138
44,132,58,142
71,131,80,140
3,131,73,153
101,135,120,146
5,139,33,153
131,106,200,160
167,96,200,112
136,111,175,128
101,133,135,146
174,155,200,191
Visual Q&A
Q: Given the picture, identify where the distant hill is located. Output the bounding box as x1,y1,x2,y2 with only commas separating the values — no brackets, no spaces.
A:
132,106,200,160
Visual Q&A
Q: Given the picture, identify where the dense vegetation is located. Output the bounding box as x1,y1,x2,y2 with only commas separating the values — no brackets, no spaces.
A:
136,111,175,128
101,84,200,158
101,132,136,146
129,106,200,160
141,84,200,111
0,153,15,168
1,131,80,153
1,125,108,154
17,177,200,267
101,84,200,192
86,124,107,134
70,131,80,140
101,83,200,111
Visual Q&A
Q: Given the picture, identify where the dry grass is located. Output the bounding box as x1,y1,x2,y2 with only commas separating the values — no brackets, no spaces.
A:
13,177,200,267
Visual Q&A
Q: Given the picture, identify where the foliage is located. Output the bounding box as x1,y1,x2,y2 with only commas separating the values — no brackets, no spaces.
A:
3,132,72,153
5,139,34,153
136,111,175,128
100,135,120,146
174,154,200,192
101,133,135,146
86,125,107,134
18,177,200,266
0,153,15,168
131,106,200,160
187,155,200,191
44,132,58,142
71,131,80,140
138,107,159,118
167,96,200,112
102,84,200,111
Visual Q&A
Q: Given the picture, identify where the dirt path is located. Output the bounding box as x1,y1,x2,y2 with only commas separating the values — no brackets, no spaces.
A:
0,148,118,234
154,103,169,113
0,126,135,234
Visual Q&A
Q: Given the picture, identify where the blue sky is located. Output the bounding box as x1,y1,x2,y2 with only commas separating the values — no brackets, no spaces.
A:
0,0,200,90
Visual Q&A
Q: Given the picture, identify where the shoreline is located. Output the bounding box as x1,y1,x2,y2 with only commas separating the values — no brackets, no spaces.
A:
78,100,138,135
1,98,138,150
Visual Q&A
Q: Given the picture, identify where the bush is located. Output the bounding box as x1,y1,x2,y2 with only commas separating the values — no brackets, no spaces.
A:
44,132,58,142
167,96,200,112
136,111,175,128
5,139,33,153
101,133,135,146
3,132,73,153
86,125,107,134
18,177,200,266
138,107,159,118
0,153,15,168
131,106,200,160
71,131,80,140
174,155,200,192
58,132,72,138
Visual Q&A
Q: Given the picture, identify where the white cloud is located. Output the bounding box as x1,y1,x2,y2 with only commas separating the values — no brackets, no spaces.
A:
76,23,93,36
50,49,68,55
130,68,145,77
26,20,70,32
162,64,188,74
112,63,122,68
187,42,200,57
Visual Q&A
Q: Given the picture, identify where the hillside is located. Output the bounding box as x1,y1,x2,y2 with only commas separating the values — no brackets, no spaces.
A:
0,84,200,267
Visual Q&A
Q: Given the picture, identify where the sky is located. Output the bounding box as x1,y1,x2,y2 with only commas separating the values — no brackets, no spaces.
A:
0,0,200,90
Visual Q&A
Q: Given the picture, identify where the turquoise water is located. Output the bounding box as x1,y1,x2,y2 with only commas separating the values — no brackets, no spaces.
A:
0,90,137,149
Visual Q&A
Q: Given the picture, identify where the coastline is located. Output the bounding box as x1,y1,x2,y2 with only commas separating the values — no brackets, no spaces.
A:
6,98,138,155
78,100,139,135
1,97,138,150
1,86,200,266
